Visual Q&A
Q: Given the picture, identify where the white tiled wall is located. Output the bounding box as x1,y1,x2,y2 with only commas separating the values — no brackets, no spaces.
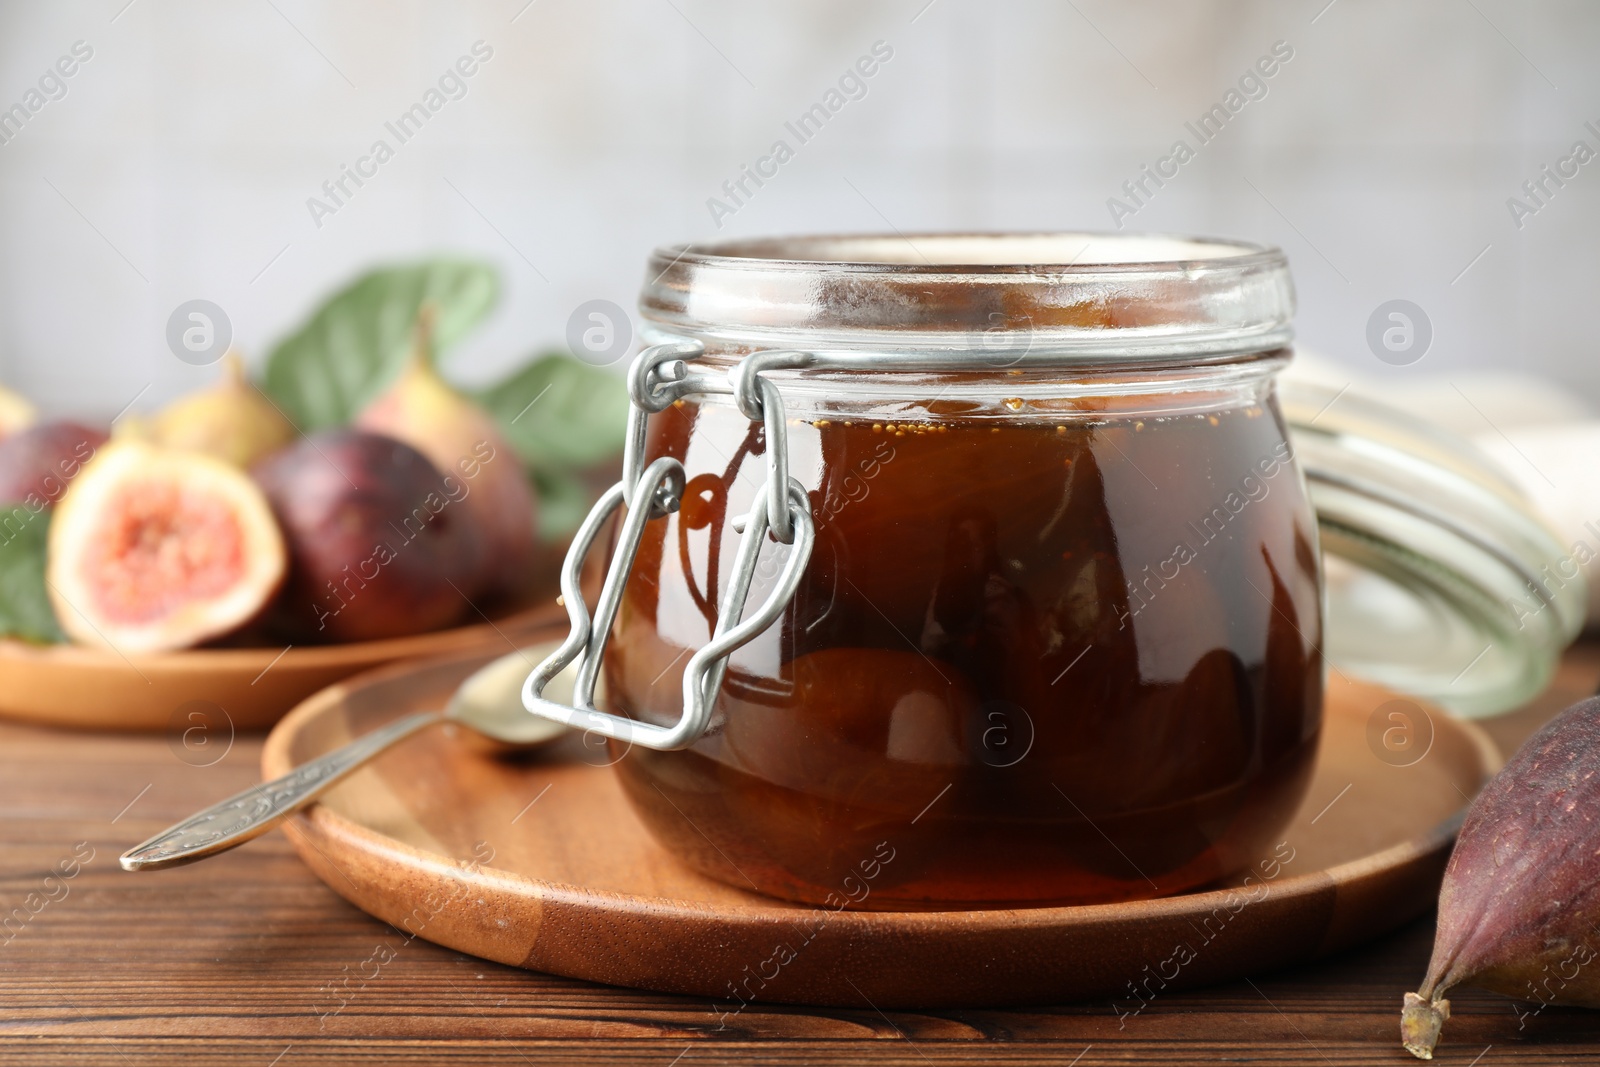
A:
0,0,1596,419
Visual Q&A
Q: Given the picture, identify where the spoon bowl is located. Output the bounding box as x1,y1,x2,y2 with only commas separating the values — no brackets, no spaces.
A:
445,646,575,753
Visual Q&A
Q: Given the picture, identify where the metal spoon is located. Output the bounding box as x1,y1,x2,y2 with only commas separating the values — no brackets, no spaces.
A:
119,644,576,872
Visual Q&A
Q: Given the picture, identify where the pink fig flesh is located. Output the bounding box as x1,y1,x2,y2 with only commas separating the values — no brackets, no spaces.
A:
1403,695,1600,1058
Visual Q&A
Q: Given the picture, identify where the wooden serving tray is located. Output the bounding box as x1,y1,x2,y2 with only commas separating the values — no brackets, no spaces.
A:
264,652,1499,1009
0,602,564,732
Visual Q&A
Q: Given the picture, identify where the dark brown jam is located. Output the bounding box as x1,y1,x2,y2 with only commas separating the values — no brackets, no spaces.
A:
604,382,1322,909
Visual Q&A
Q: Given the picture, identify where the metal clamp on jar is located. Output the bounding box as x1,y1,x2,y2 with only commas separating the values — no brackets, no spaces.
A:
520,340,817,751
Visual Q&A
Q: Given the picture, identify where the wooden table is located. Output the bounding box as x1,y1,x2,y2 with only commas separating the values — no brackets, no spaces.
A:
6,648,1600,1066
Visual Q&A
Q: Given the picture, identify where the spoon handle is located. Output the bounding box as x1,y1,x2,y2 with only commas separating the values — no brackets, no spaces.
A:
120,711,443,871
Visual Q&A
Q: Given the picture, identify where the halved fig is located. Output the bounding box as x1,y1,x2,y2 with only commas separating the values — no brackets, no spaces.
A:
47,441,286,653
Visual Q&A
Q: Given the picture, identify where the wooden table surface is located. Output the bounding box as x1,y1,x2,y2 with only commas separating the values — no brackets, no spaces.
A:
6,647,1600,1066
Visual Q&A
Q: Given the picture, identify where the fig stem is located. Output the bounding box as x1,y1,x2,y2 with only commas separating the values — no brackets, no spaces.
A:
1401,990,1451,1060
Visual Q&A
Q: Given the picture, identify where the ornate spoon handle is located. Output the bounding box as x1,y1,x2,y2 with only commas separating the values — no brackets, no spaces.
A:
120,711,442,871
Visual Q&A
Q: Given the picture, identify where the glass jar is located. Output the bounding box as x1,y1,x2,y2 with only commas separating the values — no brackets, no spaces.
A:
529,233,1323,909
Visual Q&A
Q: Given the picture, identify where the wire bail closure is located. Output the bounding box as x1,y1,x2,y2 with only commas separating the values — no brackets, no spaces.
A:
521,341,816,751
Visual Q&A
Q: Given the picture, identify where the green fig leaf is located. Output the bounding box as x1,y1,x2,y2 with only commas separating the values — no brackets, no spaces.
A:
528,465,596,543
0,507,66,644
478,353,629,470
263,259,500,430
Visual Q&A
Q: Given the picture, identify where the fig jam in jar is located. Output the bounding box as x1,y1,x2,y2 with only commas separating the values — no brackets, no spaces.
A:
532,234,1322,909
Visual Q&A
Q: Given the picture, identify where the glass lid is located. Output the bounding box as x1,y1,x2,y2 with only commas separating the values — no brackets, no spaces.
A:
642,232,1295,360
1283,379,1585,718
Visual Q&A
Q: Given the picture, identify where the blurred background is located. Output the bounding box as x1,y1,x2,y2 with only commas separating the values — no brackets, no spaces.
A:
0,0,1595,420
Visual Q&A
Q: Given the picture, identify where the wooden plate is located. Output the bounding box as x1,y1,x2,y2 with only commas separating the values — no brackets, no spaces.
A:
264,652,1500,1009
0,603,564,732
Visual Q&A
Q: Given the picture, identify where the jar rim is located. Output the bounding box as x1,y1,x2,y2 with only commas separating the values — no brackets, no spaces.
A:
651,231,1286,275
640,230,1296,361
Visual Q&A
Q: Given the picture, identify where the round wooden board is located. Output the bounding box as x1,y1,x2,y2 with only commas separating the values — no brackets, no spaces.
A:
0,602,564,732
264,651,1500,1009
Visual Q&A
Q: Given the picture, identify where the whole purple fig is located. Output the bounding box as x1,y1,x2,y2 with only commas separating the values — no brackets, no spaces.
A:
1402,696,1600,1058
252,429,487,642
0,420,107,506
